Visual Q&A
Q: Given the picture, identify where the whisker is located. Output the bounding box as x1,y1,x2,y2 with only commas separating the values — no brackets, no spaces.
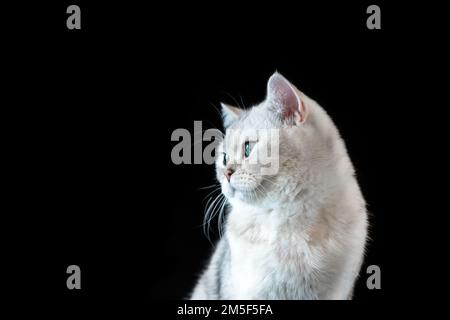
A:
217,197,228,238
239,94,247,110
204,193,222,227
221,91,245,110
203,192,225,242
208,197,226,241
208,102,225,123
202,186,221,203
254,186,264,199
197,183,220,190
261,176,283,189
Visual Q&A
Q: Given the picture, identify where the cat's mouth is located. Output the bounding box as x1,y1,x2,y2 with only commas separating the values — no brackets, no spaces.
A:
221,171,263,201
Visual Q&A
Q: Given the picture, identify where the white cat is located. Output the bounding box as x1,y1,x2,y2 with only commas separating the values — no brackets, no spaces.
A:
191,72,368,299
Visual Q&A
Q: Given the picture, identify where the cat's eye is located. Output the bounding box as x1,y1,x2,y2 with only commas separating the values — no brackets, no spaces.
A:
244,141,252,158
222,152,228,166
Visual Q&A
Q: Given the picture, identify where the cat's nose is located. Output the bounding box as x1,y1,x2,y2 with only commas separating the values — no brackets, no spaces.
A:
224,168,234,182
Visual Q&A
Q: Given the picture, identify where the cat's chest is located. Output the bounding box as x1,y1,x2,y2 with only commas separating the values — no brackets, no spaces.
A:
226,231,319,299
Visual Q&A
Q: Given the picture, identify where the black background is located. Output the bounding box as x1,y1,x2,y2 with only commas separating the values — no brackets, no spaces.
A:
4,0,433,317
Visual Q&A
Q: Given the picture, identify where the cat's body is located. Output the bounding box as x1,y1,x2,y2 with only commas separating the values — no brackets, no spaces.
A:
191,73,367,300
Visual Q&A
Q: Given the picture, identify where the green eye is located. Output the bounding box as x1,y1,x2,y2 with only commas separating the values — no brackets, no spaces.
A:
223,152,228,166
244,141,251,158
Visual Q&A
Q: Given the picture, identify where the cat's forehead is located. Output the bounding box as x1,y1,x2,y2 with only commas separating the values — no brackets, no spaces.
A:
227,105,274,130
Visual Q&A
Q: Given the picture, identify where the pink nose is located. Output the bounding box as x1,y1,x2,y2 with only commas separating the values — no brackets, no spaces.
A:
224,168,234,182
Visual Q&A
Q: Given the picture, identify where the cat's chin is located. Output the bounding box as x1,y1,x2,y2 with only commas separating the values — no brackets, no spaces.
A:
222,183,261,203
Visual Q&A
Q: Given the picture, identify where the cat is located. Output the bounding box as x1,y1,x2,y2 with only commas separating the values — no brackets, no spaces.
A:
190,72,368,300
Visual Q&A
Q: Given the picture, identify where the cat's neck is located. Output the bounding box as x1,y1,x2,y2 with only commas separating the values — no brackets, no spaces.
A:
226,189,323,242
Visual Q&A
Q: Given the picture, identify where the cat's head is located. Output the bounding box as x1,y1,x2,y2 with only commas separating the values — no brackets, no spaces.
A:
216,72,334,206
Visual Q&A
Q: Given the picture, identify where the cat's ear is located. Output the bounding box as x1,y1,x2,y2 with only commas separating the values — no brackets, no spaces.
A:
221,102,242,128
266,72,306,124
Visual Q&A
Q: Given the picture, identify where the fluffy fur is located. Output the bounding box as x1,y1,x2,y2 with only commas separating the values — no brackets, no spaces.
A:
191,72,367,300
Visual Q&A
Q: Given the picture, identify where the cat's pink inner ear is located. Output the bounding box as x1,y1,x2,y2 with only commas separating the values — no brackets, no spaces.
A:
267,72,306,123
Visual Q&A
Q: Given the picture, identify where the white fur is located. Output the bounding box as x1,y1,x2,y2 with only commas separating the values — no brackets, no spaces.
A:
191,72,367,300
